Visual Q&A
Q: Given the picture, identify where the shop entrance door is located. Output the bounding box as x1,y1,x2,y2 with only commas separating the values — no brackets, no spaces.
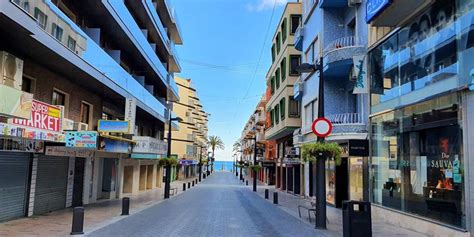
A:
72,158,85,207
294,165,301,195
287,167,294,192
335,158,349,208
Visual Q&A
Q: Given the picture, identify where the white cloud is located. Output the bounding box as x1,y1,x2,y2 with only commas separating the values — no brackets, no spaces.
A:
246,0,288,12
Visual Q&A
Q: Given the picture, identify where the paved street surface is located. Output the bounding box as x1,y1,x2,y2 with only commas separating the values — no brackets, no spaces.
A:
89,172,326,237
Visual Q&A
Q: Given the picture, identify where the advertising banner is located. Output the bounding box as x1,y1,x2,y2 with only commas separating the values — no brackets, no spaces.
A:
0,84,33,119
98,120,130,133
0,123,65,142
366,0,392,23
0,137,44,153
66,131,98,148
10,100,62,132
99,138,131,153
125,98,136,134
352,55,368,94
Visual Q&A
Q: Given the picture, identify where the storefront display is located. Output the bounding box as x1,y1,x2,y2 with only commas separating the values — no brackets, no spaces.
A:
370,93,464,228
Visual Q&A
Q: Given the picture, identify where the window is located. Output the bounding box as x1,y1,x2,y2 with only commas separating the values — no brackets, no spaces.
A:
289,96,300,118
305,42,315,64
271,44,276,62
34,7,47,30
67,36,76,52
280,98,285,120
270,109,274,126
186,145,194,156
281,18,287,43
281,57,287,81
52,90,66,106
304,103,313,128
274,106,279,124
80,102,92,124
291,15,301,34
21,77,35,93
276,33,281,54
290,55,301,76
275,68,280,89
270,77,275,94
51,23,63,42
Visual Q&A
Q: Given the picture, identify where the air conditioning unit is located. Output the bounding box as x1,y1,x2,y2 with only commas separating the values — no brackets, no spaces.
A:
73,122,89,131
348,0,361,7
63,118,75,131
0,51,23,90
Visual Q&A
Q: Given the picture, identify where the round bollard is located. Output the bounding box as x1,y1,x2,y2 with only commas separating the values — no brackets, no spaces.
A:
265,189,269,199
192,181,195,187
246,180,248,186
196,178,198,183
273,192,279,204
70,206,84,235
183,183,186,191
203,173,206,179
121,197,130,215
188,182,191,189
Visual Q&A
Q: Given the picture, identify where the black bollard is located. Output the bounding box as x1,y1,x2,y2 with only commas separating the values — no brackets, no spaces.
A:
196,178,198,184
183,183,186,191
273,192,278,204
265,189,269,199
121,197,130,216
70,206,84,235
246,180,248,186
188,182,191,189
203,174,206,179
192,181,195,186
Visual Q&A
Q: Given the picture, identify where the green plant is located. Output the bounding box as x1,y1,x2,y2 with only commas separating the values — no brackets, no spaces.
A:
301,142,343,165
249,165,262,172
158,157,179,167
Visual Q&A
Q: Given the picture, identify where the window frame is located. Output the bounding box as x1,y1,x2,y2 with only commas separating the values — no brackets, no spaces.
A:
276,32,281,54
280,98,286,120
270,77,275,95
282,17,287,43
51,23,63,42
281,57,287,81
290,14,302,35
275,68,281,89
52,88,69,117
289,55,302,76
80,101,93,126
34,7,48,30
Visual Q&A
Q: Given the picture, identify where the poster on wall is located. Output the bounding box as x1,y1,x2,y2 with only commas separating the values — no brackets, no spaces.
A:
0,84,33,119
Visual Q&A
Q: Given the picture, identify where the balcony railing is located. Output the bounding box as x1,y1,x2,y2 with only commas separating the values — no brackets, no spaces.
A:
323,36,362,55
327,113,364,125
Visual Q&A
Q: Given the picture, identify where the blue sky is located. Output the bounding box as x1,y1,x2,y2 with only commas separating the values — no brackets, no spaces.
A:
172,0,290,161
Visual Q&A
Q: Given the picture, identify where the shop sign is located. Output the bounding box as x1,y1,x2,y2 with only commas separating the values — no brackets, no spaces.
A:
0,137,44,152
0,84,33,119
10,100,62,132
45,146,93,157
366,0,392,23
283,157,301,164
130,153,161,159
98,120,130,133
132,136,167,155
285,147,300,158
349,140,369,157
179,159,197,165
262,162,275,168
352,55,368,94
124,98,136,135
99,138,131,153
66,131,98,148
0,122,65,142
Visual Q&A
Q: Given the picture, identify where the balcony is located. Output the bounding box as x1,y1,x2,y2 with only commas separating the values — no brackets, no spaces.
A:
326,113,367,134
256,130,265,143
319,0,347,8
168,74,179,102
155,0,183,45
4,1,168,122
294,26,303,51
323,36,366,77
255,111,266,125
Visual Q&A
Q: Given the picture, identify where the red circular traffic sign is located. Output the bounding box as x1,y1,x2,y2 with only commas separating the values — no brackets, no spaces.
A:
311,117,333,138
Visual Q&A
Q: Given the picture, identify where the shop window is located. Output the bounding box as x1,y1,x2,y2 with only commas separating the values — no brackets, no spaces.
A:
370,93,464,228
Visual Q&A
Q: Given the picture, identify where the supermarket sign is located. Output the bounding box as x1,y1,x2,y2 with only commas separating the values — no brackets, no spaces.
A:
10,100,62,132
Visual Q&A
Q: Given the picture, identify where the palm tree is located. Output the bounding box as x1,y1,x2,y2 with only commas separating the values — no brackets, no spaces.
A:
208,135,225,172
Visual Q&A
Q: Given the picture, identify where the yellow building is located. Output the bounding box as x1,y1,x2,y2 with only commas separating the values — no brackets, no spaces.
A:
170,76,209,179
264,2,303,195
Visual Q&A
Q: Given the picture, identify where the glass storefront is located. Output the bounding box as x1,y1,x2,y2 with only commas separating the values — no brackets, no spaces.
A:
326,160,336,205
349,157,364,201
370,93,465,228
369,0,474,114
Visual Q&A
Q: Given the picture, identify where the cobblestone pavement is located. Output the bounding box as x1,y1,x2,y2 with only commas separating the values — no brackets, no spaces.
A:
89,172,328,237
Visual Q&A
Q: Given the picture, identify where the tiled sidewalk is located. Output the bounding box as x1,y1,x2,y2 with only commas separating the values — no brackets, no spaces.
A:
245,177,427,237
0,177,201,237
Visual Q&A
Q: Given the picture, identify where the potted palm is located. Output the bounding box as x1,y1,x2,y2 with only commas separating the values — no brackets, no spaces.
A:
301,142,342,165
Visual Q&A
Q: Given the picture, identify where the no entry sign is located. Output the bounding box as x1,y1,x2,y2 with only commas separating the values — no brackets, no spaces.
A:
311,117,333,138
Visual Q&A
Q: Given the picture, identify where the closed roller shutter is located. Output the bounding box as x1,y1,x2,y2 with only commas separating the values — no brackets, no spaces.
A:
34,156,68,215
0,152,30,222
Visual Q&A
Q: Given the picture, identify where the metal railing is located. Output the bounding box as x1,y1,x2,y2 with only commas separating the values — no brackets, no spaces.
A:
323,36,362,55
327,113,364,125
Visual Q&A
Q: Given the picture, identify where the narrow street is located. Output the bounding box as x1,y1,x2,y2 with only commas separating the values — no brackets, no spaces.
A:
88,172,326,237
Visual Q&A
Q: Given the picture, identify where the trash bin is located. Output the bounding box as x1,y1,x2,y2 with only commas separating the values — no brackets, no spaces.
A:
342,201,372,237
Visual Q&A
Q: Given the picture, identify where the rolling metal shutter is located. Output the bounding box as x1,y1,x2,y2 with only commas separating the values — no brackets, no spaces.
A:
0,152,30,222
33,156,68,215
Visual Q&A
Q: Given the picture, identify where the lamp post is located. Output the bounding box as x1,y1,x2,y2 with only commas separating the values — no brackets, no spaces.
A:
252,136,257,192
165,114,182,199
296,57,326,229
199,145,204,182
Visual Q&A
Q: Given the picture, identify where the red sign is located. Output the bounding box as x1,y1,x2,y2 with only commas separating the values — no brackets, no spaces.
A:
11,100,62,132
311,117,333,138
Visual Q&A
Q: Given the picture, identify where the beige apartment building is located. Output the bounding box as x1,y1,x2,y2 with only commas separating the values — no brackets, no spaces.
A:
265,2,302,195
170,76,209,179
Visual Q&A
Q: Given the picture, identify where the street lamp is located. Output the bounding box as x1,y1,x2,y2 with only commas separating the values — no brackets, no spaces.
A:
295,57,326,229
199,145,205,182
243,135,258,192
164,114,183,199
